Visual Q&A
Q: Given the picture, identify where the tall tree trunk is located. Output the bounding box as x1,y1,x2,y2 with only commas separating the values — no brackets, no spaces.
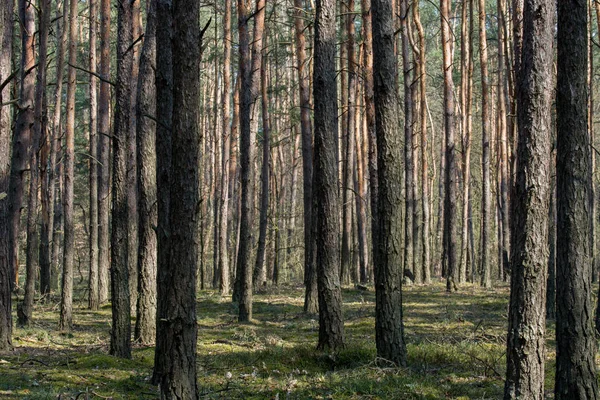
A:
555,0,599,395
293,0,318,314
503,0,554,393
135,0,157,345
313,0,345,351
413,0,430,284
19,0,50,326
372,0,407,366
0,0,14,350
342,0,357,285
97,0,111,304
59,0,77,332
157,0,202,395
441,0,459,291
235,0,265,321
8,0,36,289
546,166,556,319
478,0,491,288
151,0,173,384
254,37,270,290
88,0,100,311
219,0,233,296
110,0,133,358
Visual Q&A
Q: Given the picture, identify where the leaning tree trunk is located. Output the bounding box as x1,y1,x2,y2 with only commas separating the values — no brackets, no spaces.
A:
503,0,554,394
313,0,345,351
157,0,202,395
0,0,14,350
135,0,157,345
59,0,78,332
110,0,133,358
555,0,599,396
372,0,407,366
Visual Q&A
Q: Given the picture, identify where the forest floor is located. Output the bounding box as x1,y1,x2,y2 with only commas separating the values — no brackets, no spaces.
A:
0,281,586,399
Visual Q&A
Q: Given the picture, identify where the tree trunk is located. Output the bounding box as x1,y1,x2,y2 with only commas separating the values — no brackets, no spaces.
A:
59,0,77,332
152,0,173,384
110,0,133,358
313,0,345,351
219,0,233,296
0,0,14,350
555,0,599,395
372,0,407,366
478,0,491,288
157,0,202,395
97,0,111,304
20,0,50,326
8,0,35,290
441,0,459,291
503,0,554,393
88,0,100,311
546,170,556,320
135,0,157,345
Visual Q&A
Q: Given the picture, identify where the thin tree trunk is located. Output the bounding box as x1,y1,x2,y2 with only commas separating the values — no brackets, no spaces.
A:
0,0,14,350
555,0,599,395
59,0,77,332
88,0,100,311
110,0,133,358
135,0,157,345
97,0,111,304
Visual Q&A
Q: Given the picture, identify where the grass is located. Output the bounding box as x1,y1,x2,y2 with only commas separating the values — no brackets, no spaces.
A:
0,281,592,399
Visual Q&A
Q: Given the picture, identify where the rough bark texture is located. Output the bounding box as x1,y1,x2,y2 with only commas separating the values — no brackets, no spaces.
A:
0,0,14,350
152,0,173,384
478,0,491,288
546,175,556,319
59,0,77,332
293,0,318,314
372,0,407,366
503,0,554,393
135,0,157,345
9,0,35,289
555,0,599,395
313,0,345,351
88,0,100,311
157,0,201,395
97,0,111,305
110,0,133,358
441,0,459,291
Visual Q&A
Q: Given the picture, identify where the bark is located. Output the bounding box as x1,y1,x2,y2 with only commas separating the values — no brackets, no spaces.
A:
478,0,491,288
152,0,173,384
219,0,233,296
59,0,77,332
19,0,50,326
555,0,599,395
135,0,157,345
88,0,99,311
253,42,270,290
0,0,14,350
158,0,201,394
372,0,407,366
503,0,554,393
293,0,318,314
413,0,430,284
110,0,133,358
313,0,345,351
97,0,111,304
441,0,459,291
8,0,36,289
355,87,369,284
546,172,556,320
